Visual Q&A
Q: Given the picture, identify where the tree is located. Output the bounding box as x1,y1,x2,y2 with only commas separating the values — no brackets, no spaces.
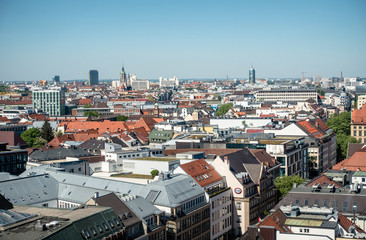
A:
217,96,222,101
215,103,233,116
116,115,128,121
84,111,99,117
56,130,64,137
317,89,325,96
41,119,54,143
274,175,305,198
0,84,9,93
326,112,351,135
33,137,47,147
151,169,159,178
326,112,359,161
83,104,92,108
20,128,41,147
336,134,359,161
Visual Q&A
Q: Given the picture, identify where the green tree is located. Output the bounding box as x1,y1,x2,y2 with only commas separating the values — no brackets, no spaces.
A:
40,119,54,143
326,112,351,135
116,115,128,121
0,84,9,92
84,111,99,117
336,134,359,161
151,169,159,178
217,96,222,101
326,112,359,161
83,104,92,108
56,130,64,137
215,103,233,116
317,89,325,96
33,137,47,147
20,128,41,147
274,175,305,198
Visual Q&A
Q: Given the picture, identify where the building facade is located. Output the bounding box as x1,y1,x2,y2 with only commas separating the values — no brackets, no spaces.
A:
32,87,65,116
256,89,318,103
0,142,28,175
351,105,366,143
249,67,255,84
89,70,99,85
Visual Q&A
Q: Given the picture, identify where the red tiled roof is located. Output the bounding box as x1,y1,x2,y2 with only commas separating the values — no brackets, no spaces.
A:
305,174,342,188
338,212,365,233
332,152,366,171
352,105,366,124
61,120,128,134
179,159,223,187
297,120,324,138
246,129,264,134
78,99,92,105
28,114,47,121
48,134,75,147
257,209,290,233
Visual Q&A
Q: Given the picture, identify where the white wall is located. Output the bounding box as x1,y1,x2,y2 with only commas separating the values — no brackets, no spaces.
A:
210,119,271,129
123,159,180,175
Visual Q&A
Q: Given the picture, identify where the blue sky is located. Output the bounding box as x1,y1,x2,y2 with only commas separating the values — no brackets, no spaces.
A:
0,0,365,81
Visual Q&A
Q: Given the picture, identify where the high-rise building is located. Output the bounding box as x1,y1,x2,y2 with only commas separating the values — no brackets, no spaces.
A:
88,70,99,85
32,87,65,116
249,66,255,84
52,75,60,85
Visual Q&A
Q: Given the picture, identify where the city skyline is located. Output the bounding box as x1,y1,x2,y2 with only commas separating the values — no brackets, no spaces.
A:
0,0,365,81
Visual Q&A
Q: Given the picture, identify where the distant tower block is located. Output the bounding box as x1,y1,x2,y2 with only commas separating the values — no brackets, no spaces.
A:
249,66,255,84
88,70,99,85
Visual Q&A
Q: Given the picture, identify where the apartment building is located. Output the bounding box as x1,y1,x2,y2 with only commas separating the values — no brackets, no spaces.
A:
140,173,211,240
212,148,278,236
175,159,233,240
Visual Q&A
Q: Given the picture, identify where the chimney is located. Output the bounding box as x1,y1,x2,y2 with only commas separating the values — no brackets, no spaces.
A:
224,156,229,165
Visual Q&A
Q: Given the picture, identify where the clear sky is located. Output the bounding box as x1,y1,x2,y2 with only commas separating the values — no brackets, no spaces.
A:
0,0,365,81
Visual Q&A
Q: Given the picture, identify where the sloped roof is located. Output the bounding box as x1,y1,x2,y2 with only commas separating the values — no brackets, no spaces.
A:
338,212,365,233
48,134,75,147
78,139,106,155
347,143,366,159
352,105,366,124
305,174,343,188
29,148,92,161
222,148,264,184
61,120,128,134
332,152,366,171
139,174,206,208
0,131,27,147
249,149,278,168
179,159,223,188
257,208,290,233
164,148,240,157
124,196,162,220
94,193,141,227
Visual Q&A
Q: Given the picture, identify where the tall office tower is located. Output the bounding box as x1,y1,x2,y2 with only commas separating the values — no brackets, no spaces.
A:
249,66,255,84
32,87,65,116
52,75,60,85
88,70,99,85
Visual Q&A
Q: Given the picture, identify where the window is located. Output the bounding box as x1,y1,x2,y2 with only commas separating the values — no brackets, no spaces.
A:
90,227,97,236
82,230,91,238
102,223,109,231
96,225,103,233
304,200,308,206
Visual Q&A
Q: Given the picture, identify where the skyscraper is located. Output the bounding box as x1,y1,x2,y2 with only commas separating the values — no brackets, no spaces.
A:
32,87,65,116
88,70,99,85
52,75,60,85
249,66,255,84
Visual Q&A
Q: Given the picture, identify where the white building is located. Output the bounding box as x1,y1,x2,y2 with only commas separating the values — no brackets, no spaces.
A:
159,76,179,88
